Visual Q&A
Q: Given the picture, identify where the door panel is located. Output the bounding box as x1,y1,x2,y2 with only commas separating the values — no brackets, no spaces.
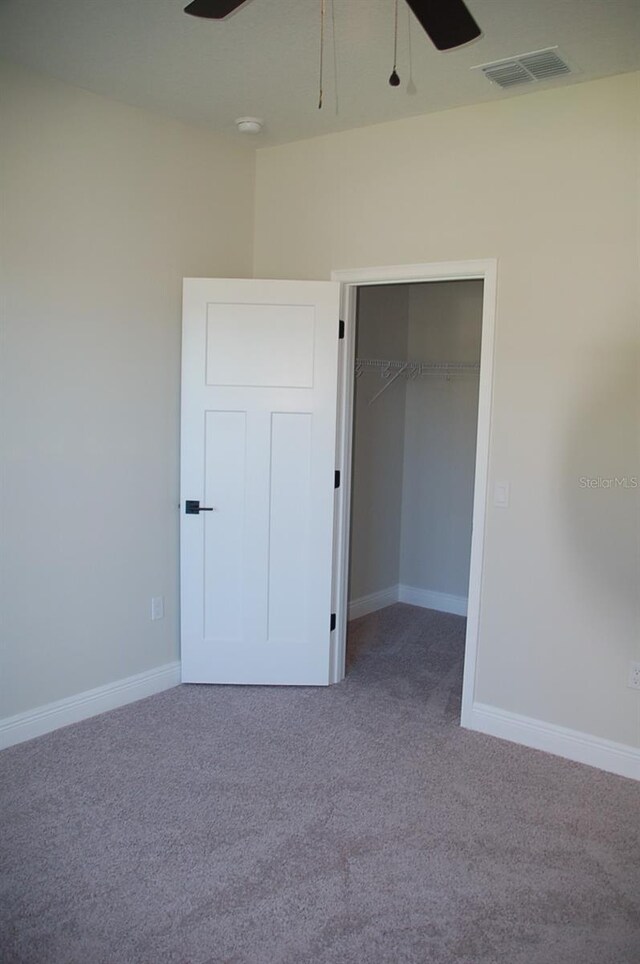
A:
206,303,315,388
181,278,340,685
203,410,246,643
267,412,312,642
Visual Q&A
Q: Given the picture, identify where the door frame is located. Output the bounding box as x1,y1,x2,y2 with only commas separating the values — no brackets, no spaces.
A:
329,260,498,728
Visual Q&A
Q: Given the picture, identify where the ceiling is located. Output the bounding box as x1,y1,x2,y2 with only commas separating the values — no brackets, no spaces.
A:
1,0,639,146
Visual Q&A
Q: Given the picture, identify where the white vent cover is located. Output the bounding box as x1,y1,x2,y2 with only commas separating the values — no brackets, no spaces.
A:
474,48,573,89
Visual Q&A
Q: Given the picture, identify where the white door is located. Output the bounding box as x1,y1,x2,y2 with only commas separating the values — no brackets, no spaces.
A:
180,278,341,685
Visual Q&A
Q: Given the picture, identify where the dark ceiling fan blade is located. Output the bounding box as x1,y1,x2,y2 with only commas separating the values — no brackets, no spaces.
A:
184,0,250,19
406,0,481,51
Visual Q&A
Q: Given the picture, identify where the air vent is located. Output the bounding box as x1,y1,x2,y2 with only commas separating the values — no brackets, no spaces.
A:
520,50,571,81
483,62,533,89
474,48,573,90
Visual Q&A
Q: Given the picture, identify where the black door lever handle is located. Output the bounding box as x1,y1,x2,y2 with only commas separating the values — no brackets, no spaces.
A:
185,500,215,515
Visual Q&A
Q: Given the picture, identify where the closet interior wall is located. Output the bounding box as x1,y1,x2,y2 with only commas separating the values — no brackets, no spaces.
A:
349,285,409,605
349,280,483,617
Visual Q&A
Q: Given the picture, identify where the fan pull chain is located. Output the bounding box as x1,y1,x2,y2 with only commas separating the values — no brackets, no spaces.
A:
318,0,326,109
331,0,339,114
389,0,400,86
406,2,417,95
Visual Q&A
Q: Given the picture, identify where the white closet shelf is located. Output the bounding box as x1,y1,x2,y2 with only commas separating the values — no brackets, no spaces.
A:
356,357,479,376
356,357,479,404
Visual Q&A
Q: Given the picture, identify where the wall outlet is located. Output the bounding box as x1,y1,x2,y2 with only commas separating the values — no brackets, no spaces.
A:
628,661,640,690
151,596,164,621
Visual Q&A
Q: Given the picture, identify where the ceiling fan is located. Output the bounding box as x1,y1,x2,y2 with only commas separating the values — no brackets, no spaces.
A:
183,0,481,52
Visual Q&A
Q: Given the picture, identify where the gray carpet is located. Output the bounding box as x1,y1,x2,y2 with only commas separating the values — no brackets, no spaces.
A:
1,604,639,964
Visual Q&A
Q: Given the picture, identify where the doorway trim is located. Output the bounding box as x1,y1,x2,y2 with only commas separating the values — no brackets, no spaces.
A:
330,260,498,728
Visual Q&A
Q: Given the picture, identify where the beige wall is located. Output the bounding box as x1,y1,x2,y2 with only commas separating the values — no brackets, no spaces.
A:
2,62,638,753
0,63,255,717
350,284,409,600
400,281,482,598
254,73,640,749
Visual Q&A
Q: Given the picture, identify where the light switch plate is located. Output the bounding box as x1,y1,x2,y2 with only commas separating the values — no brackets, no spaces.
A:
494,481,510,507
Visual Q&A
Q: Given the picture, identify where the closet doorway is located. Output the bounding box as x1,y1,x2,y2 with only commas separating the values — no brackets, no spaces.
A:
331,261,497,728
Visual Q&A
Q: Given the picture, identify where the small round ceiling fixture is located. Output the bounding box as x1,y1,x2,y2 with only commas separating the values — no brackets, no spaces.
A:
235,117,264,134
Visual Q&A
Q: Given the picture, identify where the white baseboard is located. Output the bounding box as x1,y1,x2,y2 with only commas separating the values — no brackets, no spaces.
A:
348,585,399,620
465,702,640,783
348,584,468,620
398,584,468,616
0,661,181,751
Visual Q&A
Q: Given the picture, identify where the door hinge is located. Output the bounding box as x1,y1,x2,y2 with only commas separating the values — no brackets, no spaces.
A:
330,613,337,632
339,319,345,340
334,470,341,489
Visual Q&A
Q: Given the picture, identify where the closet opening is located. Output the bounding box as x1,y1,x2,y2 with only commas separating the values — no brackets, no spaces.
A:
344,278,484,717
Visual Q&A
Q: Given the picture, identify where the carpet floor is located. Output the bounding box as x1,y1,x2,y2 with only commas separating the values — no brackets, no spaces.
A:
1,604,639,964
